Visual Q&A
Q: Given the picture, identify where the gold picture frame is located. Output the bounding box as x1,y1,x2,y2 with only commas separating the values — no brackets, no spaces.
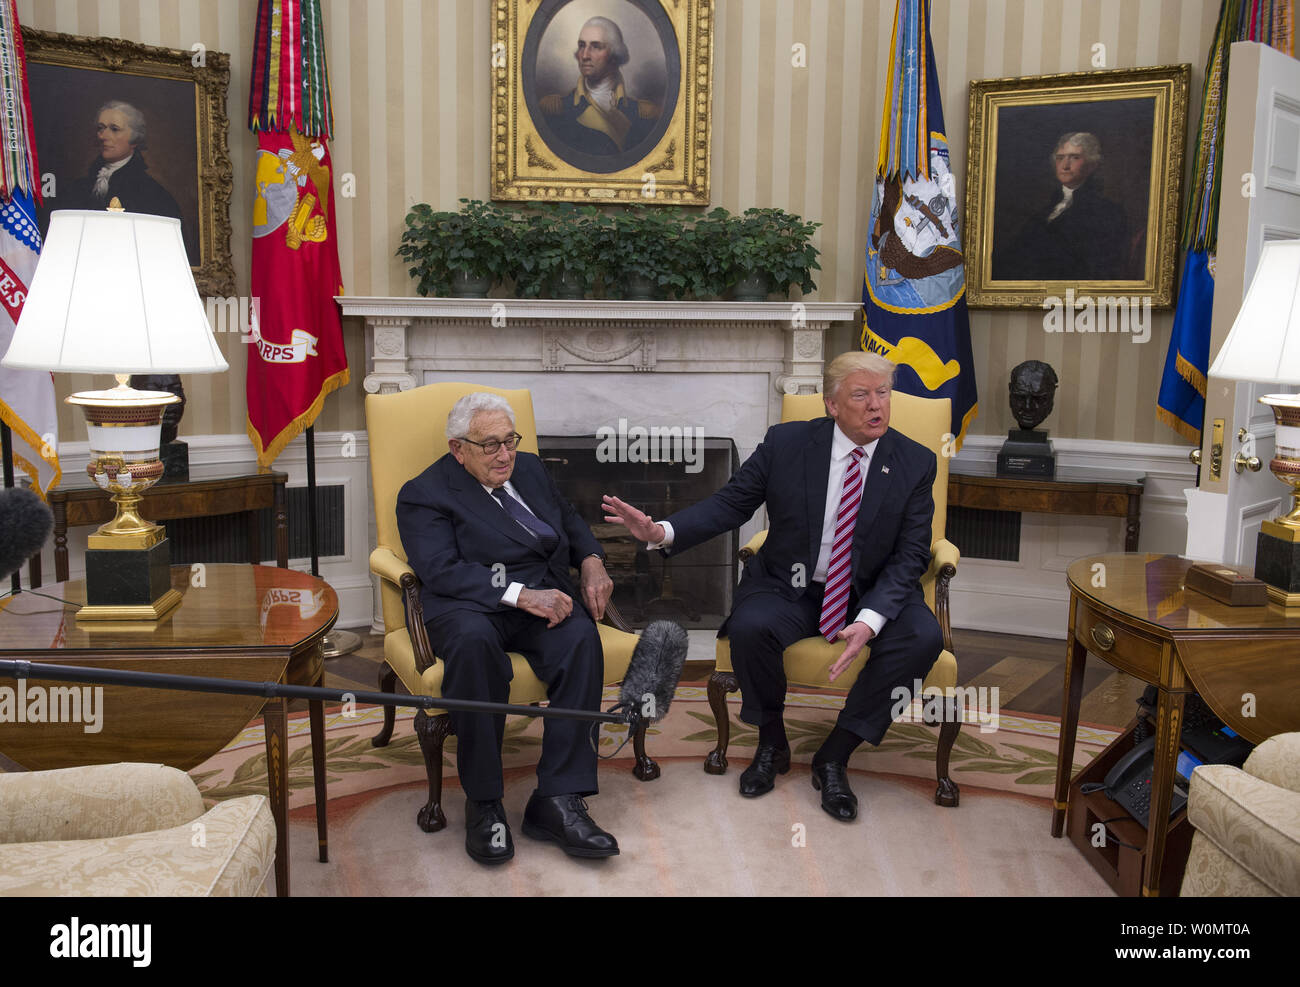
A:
491,0,712,204
24,27,235,296
964,64,1190,309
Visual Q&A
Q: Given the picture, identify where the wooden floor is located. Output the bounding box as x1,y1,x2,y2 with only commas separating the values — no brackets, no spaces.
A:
316,625,1147,730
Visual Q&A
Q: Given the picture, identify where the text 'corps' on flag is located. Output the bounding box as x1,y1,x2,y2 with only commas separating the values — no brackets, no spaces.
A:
861,0,977,450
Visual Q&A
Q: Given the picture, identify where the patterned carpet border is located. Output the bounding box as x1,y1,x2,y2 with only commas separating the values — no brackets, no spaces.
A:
191,685,1120,808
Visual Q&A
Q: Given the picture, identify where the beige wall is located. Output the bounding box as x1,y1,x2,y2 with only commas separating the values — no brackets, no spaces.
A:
23,0,1221,449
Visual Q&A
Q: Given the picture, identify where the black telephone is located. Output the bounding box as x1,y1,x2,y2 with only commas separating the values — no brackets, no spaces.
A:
1100,736,1199,829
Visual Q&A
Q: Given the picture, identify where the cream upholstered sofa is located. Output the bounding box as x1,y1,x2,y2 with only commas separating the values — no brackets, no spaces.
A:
0,763,275,896
705,391,963,806
1180,732,1300,896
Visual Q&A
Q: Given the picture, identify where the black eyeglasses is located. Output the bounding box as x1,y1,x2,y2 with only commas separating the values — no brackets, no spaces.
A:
457,432,523,455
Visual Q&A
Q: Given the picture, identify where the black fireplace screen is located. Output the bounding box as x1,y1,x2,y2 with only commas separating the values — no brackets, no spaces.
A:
539,435,740,629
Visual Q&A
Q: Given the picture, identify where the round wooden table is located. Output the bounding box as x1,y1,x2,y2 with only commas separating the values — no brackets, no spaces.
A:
0,564,338,897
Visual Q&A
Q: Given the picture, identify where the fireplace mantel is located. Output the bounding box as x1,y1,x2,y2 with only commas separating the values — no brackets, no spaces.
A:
338,297,860,403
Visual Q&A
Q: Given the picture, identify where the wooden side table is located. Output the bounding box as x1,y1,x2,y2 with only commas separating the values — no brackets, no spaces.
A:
0,564,336,897
948,468,1144,551
1054,554,1300,896
46,470,289,584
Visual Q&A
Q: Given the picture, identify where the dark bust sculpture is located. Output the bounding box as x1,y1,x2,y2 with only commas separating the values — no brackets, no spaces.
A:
1009,360,1059,431
130,374,186,444
130,373,188,481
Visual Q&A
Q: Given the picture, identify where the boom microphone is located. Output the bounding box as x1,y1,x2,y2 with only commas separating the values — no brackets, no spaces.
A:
616,619,688,723
0,487,53,582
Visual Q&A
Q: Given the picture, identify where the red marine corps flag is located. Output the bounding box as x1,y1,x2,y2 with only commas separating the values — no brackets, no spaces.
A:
246,0,348,466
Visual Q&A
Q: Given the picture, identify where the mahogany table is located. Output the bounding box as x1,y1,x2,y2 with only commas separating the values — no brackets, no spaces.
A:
1054,553,1300,896
43,470,289,585
948,464,1144,551
0,564,337,897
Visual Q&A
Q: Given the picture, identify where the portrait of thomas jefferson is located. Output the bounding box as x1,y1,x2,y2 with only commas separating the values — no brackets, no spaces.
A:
992,132,1129,281
986,96,1156,285
524,0,678,175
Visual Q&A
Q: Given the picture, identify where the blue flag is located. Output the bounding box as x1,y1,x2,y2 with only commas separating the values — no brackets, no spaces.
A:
861,0,977,449
1156,250,1214,442
1156,0,1293,443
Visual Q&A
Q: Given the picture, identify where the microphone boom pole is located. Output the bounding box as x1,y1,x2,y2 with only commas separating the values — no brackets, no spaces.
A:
0,659,639,728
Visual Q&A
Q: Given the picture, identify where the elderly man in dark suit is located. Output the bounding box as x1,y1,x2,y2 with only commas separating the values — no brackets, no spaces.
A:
397,393,618,864
604,352,942,821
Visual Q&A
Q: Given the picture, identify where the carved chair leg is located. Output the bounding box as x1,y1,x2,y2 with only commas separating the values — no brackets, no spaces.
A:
371,662,398,748
631,718,660,781
704,670,739,775
935,714,961,808
414,709,454,832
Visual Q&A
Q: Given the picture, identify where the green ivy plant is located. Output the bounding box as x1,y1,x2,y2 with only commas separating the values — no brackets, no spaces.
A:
398,200,821,300
397,198,516,296
727,207,822,296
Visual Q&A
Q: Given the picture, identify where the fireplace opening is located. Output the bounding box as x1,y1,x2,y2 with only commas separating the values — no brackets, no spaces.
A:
539,435,740,629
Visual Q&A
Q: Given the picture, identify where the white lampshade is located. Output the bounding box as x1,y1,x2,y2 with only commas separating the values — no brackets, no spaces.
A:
1,209,227,374
1209,239,1300,385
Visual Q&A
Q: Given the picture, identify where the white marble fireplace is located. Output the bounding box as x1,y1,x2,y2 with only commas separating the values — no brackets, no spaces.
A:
340,297,859,633
339,298,861,470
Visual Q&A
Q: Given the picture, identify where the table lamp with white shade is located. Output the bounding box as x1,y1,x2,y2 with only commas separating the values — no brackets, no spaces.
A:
1208,237,1300,609
0,207,228,620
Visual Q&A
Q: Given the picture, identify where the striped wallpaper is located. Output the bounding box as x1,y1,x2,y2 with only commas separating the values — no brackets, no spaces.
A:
20,0,1223,449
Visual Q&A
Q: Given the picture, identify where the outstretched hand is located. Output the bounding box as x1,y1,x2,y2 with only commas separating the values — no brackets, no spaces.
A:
602,494,665,544
827,622,875,682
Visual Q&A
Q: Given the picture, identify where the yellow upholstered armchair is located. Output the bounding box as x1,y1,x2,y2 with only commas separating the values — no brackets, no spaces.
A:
366,382,654,834
705,391,963,806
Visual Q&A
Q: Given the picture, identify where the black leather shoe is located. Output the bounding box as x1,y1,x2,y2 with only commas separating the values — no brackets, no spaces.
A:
739,744,791,797
465,799,514,864
811,761,858,821
521,792,619,858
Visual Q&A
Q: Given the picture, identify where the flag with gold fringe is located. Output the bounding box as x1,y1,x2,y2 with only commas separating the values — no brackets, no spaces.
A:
861,0,977,449
246,0,348,467
1156,0,1293,444
0,0,59,496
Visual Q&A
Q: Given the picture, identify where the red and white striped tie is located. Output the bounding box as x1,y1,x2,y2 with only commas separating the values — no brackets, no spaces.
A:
819,446,864,641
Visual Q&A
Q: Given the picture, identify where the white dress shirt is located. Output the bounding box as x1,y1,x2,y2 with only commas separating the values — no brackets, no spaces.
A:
1046,185,1075,223
92,153,134,199
650,422,888,635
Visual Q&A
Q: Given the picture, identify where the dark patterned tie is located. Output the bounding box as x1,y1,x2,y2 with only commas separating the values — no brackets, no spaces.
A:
492,488,559,553
819,447,864,640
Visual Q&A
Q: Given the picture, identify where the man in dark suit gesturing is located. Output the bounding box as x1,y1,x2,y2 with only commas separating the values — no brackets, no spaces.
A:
397,393,618,864
603,352,942,821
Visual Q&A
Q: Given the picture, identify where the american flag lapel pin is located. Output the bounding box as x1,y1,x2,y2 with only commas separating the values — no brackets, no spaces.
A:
881,465,890,474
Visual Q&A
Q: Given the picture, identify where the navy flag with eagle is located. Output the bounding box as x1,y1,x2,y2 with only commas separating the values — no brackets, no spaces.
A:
861,0,977,449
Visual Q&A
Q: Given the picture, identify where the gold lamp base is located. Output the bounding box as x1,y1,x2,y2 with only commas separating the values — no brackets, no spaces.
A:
67,376,181,620
76,589,184,622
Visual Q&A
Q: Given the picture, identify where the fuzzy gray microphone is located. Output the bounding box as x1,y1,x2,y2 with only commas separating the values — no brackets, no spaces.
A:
617,620,688,723
0,487,53,581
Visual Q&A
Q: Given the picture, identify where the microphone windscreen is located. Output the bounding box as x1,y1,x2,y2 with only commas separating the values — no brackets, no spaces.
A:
619,620,688,722
0,487,54,581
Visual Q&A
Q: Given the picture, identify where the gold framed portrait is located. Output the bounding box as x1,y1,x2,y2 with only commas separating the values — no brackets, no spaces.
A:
24,27,235,296
491,0,713,204
964,64,1190,309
